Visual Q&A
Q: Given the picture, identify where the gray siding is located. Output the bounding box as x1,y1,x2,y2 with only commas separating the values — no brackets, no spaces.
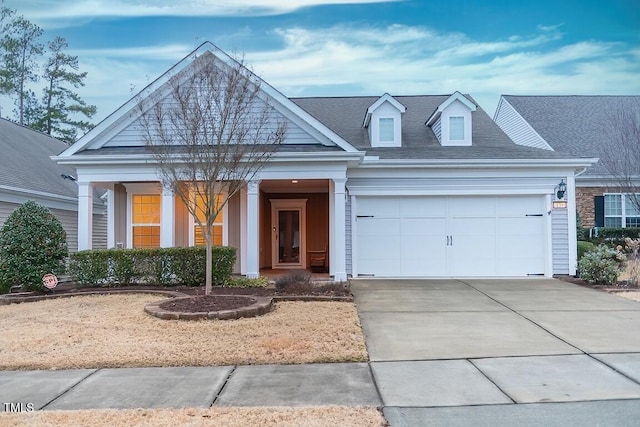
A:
50,208,78,253
92,213,107,249
494,98,553,151
552,208,570,275
432,117,442,143
345,195,352,276
0,201,16,226
103,99,319,148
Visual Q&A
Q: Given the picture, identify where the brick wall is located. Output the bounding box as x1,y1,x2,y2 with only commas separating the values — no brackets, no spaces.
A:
576,187,606,228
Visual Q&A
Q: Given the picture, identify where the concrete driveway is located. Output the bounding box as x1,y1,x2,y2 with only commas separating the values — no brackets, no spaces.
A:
351,278,640,426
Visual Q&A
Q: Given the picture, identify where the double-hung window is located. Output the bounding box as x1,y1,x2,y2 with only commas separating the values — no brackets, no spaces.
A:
379,118,395,142
132,195,161,248
604,194,640,227
449,116,464,140
192,194,224,246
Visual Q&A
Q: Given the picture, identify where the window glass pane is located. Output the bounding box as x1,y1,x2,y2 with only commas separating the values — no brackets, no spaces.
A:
626,217,640,228
605,217,622,228
133,226,160,248
194,194,224,223
194,225,223,246
604,194,622,216
450,116,464,140
379,118,394,142
132,195,160,224
625,195,640,216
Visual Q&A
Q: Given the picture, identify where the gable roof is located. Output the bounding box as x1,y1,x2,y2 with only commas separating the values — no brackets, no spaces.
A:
292,95,582,161
363,93,406,127
0,118,79,201
59,42,360,159
501,95,640,176
425,91,477,126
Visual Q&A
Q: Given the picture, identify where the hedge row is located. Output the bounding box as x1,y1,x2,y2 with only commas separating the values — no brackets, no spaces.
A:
69,246,236,287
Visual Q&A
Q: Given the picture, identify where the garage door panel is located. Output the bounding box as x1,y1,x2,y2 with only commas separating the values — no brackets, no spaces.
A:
400,218,446,235
358,218,400,236
496,196,544,216
449,197,496,217
354,195,547,278
451,217,496,236
400,197,446,218
357,197,400,218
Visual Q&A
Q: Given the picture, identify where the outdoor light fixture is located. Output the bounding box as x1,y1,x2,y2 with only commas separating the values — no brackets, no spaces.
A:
556,179,566,200
291,180,299,184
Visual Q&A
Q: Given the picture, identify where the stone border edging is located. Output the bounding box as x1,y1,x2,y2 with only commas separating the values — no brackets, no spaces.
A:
0,289,187,305
144,295,273,321
272,295,353,302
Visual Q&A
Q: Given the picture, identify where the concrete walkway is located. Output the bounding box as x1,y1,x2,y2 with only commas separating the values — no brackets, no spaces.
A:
0,363,380,411
352,278,640,426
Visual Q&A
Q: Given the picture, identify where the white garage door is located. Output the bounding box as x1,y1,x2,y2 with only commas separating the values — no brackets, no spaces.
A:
355,195,546,277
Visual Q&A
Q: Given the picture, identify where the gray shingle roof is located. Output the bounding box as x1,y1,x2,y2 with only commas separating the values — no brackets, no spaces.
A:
503,95,640,175
0,118,79,199
291,95,577,160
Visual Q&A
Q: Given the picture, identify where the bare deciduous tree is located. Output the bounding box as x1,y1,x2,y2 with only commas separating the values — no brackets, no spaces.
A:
137,50,286,294
599,99,640,215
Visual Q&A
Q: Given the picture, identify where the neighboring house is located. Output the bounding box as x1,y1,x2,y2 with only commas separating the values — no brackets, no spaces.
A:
0,117,107,252
494,95,640,230
53,44,595,279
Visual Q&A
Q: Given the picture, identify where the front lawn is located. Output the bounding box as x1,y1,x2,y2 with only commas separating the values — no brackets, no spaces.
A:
0,294,367,370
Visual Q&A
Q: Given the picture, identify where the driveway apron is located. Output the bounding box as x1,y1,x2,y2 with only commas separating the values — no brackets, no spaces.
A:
351,278,640,425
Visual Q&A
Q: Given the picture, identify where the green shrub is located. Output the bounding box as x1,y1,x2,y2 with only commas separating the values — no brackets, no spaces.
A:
577,241,596,260
0,201,68,293
68,246,236,287
598,228,640,240
578,244,625,285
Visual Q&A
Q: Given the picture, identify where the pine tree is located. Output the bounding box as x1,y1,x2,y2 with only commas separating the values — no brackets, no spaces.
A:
34,36,96,143
0,14,43,124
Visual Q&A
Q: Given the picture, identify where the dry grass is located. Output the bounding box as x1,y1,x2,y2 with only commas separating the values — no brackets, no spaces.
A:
0,294,367,370
616,291,640,302
0,407,386,427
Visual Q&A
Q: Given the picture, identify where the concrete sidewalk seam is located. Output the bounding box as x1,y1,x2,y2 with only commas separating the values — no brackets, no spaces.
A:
39,368,99,410
367,361,386,407
467,359,517,404
588,355,640,388
209,365,236,407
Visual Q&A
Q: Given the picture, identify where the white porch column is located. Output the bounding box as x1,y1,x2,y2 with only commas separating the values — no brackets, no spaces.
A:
77,181,93,251
567,175,578,276
106,186,115,249
246,180,260,278
240,186,248,275
328,180,335,276
160,187,175,248
331,178,347,281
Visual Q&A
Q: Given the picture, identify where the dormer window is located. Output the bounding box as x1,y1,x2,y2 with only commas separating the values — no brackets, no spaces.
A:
449,116,464,140
426,91,476,147
363,94,406,148
379,118,395,142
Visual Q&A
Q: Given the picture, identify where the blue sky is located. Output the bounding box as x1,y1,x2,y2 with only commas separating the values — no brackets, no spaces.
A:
3,0,639,123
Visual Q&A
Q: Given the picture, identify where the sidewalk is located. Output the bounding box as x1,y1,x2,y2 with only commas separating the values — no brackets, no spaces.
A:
0,363,380,411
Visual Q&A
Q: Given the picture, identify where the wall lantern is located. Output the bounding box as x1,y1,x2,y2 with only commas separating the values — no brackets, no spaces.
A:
556,179,566,200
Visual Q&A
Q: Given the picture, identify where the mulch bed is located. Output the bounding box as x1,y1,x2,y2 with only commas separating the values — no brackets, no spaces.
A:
555,274,640,291
159,295,257,312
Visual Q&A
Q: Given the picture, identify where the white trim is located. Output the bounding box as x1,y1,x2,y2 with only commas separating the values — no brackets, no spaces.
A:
567,174,578,275
270,199,308,269
603,192,640,227
240,187,247,275
124,183,162,249
363,93,406,127
246,180,260,278
425,91,477,126
545,194,554,277
106,187,115,248
77,182,93,251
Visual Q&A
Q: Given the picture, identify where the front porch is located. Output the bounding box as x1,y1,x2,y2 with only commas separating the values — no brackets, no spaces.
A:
77,177,348,281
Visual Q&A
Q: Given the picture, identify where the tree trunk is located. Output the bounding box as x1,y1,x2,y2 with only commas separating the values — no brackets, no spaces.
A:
205,231,212,295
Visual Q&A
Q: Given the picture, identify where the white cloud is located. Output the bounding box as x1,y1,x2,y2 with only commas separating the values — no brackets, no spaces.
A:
4,0,398,27
61,23,640,123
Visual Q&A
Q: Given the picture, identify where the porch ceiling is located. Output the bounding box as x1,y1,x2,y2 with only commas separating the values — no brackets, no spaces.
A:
261,179,328,193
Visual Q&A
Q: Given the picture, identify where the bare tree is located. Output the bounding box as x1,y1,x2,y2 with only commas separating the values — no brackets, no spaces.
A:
599,100,640,215
137,50,286,294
